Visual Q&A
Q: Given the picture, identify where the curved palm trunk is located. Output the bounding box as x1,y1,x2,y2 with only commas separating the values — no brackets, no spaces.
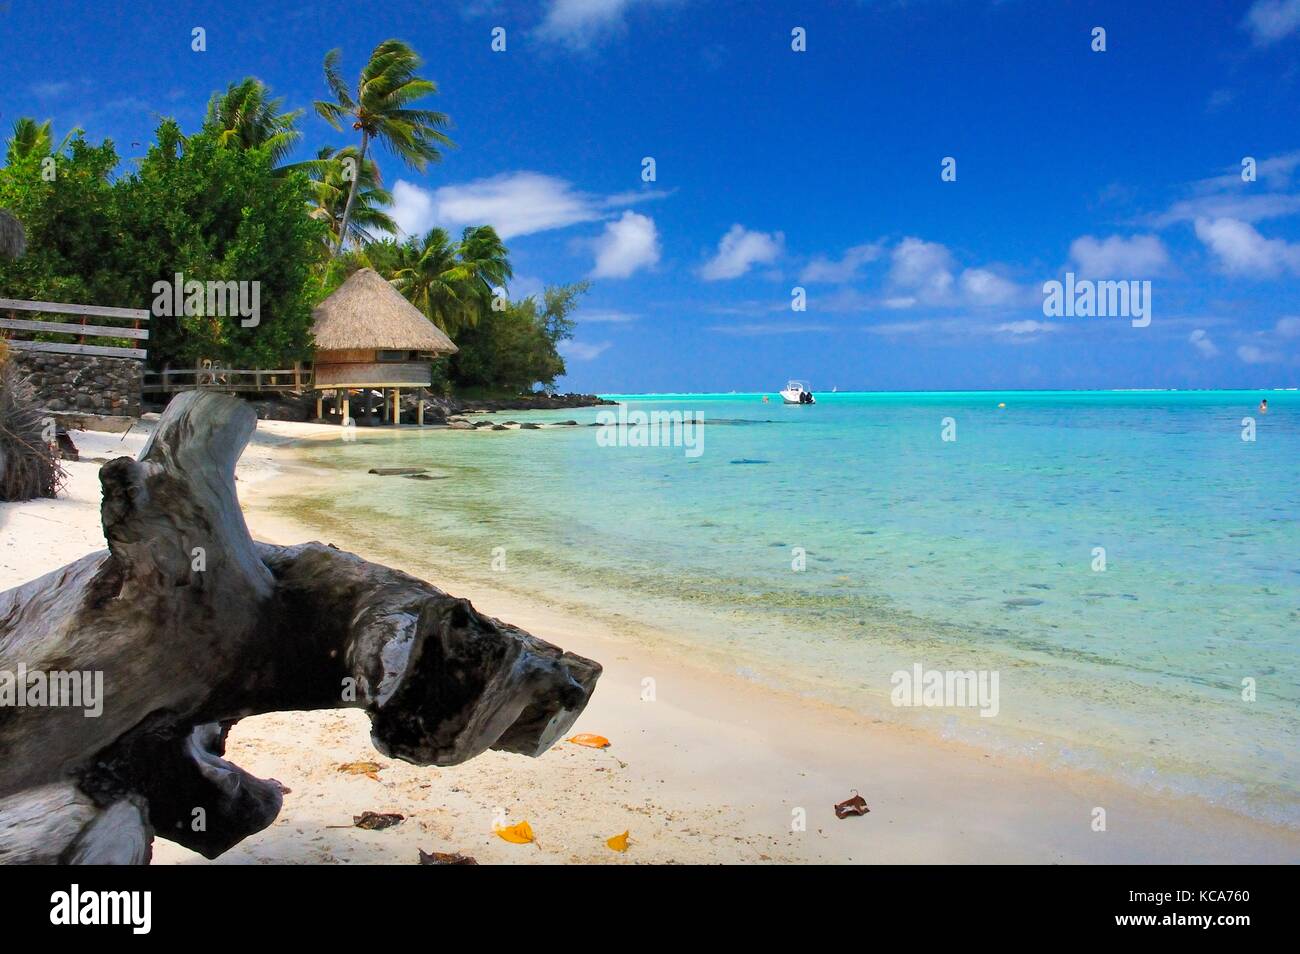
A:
333,131,370,257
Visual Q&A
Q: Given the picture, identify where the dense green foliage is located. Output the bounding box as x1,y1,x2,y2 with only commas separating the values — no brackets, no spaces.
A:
0,39,585,393
450,283,584,393
116,121,324,367
0,119,324,368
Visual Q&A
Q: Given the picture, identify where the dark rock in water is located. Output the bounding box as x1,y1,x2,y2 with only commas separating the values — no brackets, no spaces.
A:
368,467,427,476
1004,597,1044,607
520,422,541,429
455,392,614,412
447,421,475,430
560,420,579,426
1026,583,1052,590
501,421,519,426
404,473,447,481
491,424,508,431
729,459,770,465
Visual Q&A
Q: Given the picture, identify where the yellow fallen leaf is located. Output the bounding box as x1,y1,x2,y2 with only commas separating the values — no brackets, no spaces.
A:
494,820,535,844
337,761,383,778
568,733,611,748
606,830,630,852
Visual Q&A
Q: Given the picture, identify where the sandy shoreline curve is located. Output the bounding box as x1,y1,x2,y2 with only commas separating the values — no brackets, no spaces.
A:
3,418,1296,864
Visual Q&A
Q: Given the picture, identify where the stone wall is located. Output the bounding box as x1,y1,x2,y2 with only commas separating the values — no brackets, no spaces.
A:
8,351,143,417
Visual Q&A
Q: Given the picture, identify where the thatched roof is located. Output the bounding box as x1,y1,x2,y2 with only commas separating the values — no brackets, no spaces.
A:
0,210,26,261
312,268,457,354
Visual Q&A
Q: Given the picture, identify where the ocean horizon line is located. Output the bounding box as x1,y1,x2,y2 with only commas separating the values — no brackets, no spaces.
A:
596,387,1297,398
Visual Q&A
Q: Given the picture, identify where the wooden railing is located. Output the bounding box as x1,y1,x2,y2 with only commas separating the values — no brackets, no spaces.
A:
142,364,312,394
0,298,149,359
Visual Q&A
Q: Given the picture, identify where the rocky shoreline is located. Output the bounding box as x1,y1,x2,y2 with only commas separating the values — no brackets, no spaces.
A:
184,389,614,424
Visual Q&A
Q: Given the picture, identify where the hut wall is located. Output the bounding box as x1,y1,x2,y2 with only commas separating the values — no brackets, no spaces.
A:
314,361,431,388
316,348,378,364
8,351,142,417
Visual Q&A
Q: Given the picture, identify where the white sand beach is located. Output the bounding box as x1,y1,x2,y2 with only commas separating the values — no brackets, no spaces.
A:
3,419,1298,865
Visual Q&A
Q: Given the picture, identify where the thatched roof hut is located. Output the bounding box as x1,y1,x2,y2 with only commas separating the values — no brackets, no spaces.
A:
0,210,26,261
313,267,455,354
310,267,457,424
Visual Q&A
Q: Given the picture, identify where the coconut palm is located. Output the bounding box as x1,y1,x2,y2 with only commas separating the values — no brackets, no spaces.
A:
389,228,475,335
5,117,82,163
0,209,25,260
307,146,397,250
314,39,453,256
204,78,303,170
456,225,513,309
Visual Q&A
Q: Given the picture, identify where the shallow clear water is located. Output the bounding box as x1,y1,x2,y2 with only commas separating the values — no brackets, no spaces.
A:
278,391,1300,825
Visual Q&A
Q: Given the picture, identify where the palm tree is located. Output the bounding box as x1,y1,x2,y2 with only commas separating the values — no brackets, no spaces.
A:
455,225,513,315
307,146,397,250
204,78,303,171
390,228,475,335
6,117,82,163
314,39,454,256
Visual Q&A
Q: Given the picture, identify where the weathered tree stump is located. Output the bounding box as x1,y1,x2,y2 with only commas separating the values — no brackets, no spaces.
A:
0,391,600,864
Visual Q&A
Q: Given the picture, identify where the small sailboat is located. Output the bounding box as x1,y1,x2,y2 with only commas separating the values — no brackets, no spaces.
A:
779,380,816,405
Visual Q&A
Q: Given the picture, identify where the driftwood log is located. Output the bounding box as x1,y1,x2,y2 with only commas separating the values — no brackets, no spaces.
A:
0,391,600,863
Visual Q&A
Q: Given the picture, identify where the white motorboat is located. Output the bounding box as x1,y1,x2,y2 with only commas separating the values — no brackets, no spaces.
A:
779,380,816,404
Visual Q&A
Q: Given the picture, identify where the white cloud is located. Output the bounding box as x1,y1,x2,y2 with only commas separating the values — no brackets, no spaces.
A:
799,241,885,283
391,172,667,243
960,268,1020,306
1189,329,1220,358
590,211,660,278
883,240,1024,308
889,238,955,301
1194,217,1300,276
1242,0,1300,45
390,181,438,238
433,172,602,239
864,317,1062,343
1069,234,1170,278
580,309,639,323
535,0,659,48
1237,343,1281,363
1152,192,1300,227
1150,153,1300,227
509,274,545,301
709,323,835,336
30,81,72,98
563,341,612,360
1276,315,1300,337
699,225,784,280
994,320,1060,336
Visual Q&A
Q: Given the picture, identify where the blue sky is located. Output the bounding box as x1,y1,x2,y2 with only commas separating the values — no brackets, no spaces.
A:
2,0,1299,392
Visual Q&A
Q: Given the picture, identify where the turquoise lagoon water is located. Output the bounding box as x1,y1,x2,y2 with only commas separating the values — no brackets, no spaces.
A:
277,391,1300,825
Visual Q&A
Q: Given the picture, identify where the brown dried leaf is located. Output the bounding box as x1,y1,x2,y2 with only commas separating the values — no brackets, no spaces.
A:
418,849,479,865
834,791,870,819
353,811,404,830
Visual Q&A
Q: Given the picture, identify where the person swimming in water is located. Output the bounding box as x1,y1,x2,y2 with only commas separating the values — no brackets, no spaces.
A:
1260,398,1268,414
